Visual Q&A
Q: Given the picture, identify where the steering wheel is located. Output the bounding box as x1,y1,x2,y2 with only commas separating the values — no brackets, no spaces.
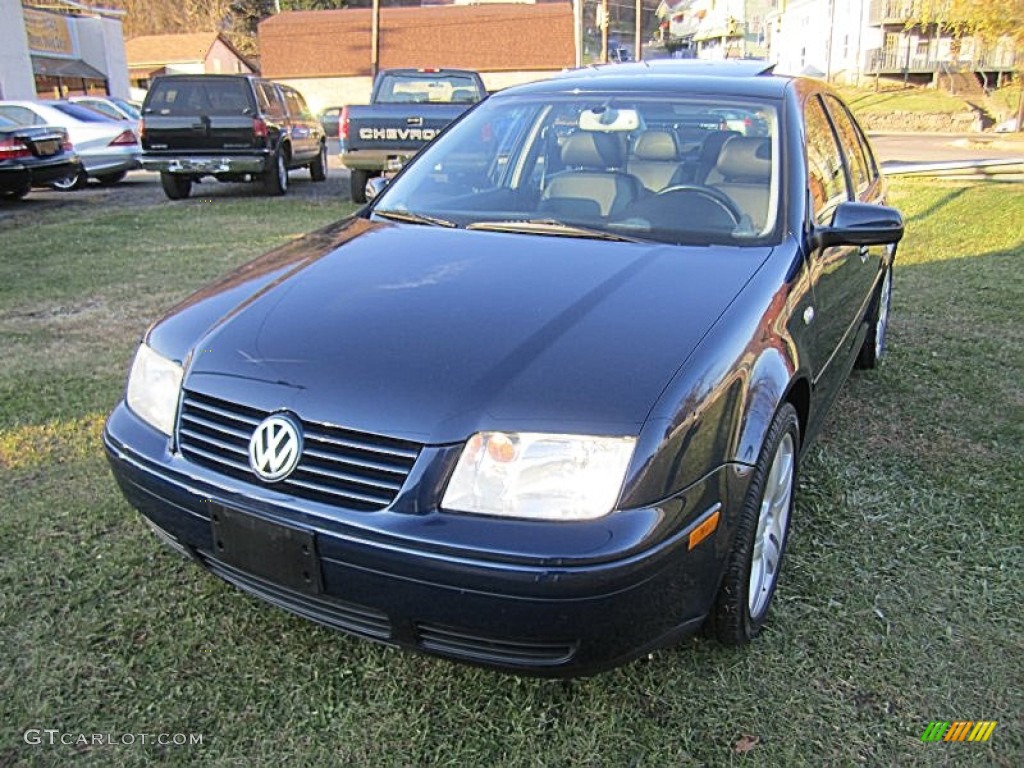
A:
655,185,742,225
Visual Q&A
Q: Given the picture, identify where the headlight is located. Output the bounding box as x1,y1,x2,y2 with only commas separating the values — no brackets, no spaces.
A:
125,343,183,436
442,432,636,521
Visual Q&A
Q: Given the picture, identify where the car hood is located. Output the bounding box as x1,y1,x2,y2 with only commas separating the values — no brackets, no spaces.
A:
181,220,771,444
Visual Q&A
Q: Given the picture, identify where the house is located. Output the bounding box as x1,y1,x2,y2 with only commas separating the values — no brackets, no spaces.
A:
0,0,129,100
125,33,257,95
258,5,575,114
660,0,770,60
766,0,1021,86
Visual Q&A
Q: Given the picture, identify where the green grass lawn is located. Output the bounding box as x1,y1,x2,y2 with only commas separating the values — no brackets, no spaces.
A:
834,84,972,116
2,180,1022,766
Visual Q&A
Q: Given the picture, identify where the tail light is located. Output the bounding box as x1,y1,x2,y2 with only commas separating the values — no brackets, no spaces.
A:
0,137,32,160
60,129,73,152
137,119,145,142
340,106,350,141
253,117,268,140
109,129,138,147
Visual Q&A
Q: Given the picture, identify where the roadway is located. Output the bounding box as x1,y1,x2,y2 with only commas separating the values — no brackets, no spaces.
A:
870,132,1024,164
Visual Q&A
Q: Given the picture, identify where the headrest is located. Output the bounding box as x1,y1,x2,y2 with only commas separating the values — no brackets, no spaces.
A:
561,132,625,168
633,130,678,161
716,137,772,182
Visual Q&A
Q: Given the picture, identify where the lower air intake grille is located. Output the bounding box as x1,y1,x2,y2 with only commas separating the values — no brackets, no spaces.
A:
177,390,421,511
416,622,576,667
202,555,392,640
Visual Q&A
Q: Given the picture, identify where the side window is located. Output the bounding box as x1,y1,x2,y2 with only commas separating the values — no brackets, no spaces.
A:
823,95,871,197
260,83,286,119
849,108,879,182
254,83,271,114
283,89,311,120
804,96,848,226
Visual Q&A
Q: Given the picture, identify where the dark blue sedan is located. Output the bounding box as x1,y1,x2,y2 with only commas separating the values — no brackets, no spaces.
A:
105,61,904,676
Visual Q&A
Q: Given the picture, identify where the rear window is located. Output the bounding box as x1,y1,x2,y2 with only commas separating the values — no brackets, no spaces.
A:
376,73,484,105
145,78,255,117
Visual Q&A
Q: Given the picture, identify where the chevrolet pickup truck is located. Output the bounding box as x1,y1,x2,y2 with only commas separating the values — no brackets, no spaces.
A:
338,68,485,202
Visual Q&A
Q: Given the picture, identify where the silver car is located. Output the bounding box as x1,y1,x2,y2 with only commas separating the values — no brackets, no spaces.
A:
0,100,140,189
69,96,142,122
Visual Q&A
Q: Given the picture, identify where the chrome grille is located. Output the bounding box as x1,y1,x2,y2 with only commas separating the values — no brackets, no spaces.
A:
177,390,420,511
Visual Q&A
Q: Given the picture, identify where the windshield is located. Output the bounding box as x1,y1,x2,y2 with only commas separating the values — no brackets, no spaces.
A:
373,93,781,246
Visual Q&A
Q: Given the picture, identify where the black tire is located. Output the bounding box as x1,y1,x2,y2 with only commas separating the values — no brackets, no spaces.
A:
50,169,88,191
262,148,289,196
310,142,328,182
160,172,192,200
2,182,31,201
349,168,369,204
711,402,800,645
855,267,892,370
96,170,128,186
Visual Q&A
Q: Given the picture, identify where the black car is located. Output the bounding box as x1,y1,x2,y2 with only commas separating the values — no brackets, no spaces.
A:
0,115,81,200
105,61,904,676
140,75,327,199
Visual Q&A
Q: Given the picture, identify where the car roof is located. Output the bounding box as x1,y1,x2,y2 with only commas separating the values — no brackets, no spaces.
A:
498,60,794,100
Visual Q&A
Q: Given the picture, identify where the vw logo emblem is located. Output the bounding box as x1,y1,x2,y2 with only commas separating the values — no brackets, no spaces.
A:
248,413,303,482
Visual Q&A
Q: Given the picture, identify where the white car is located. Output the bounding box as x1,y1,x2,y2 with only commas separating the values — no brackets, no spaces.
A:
0,100,139,189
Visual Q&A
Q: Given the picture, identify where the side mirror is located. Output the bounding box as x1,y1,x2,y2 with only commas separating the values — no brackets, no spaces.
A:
365,176,389,201
812,201,905,250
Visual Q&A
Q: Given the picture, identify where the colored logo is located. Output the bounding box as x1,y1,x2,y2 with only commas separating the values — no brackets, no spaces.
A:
921,721,997,743
248,413,302,482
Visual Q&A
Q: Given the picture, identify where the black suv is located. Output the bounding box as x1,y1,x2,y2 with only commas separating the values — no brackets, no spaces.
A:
140,75,327,199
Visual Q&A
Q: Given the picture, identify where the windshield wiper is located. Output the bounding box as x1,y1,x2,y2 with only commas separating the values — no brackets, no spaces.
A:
466,219,644,243
372,209,457,228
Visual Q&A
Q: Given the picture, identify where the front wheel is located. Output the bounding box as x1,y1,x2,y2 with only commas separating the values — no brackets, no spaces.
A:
309,143,328,182
710,403,799,645
349,168,370,204
855,267,892,370
50,170,88,191
262,149,288,196
160,172,192,200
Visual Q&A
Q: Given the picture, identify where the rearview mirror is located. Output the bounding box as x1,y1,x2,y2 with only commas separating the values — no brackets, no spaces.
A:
812,201,905,250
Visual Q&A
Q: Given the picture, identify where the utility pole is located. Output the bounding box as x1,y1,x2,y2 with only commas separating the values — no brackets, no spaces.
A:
574,0,583,67
825,0,836,82
371,0,380,79
601,0,609,63
634,0,642,63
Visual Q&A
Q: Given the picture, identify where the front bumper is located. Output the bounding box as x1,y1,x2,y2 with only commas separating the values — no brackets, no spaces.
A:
104,402,748,676
141,154,268,175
